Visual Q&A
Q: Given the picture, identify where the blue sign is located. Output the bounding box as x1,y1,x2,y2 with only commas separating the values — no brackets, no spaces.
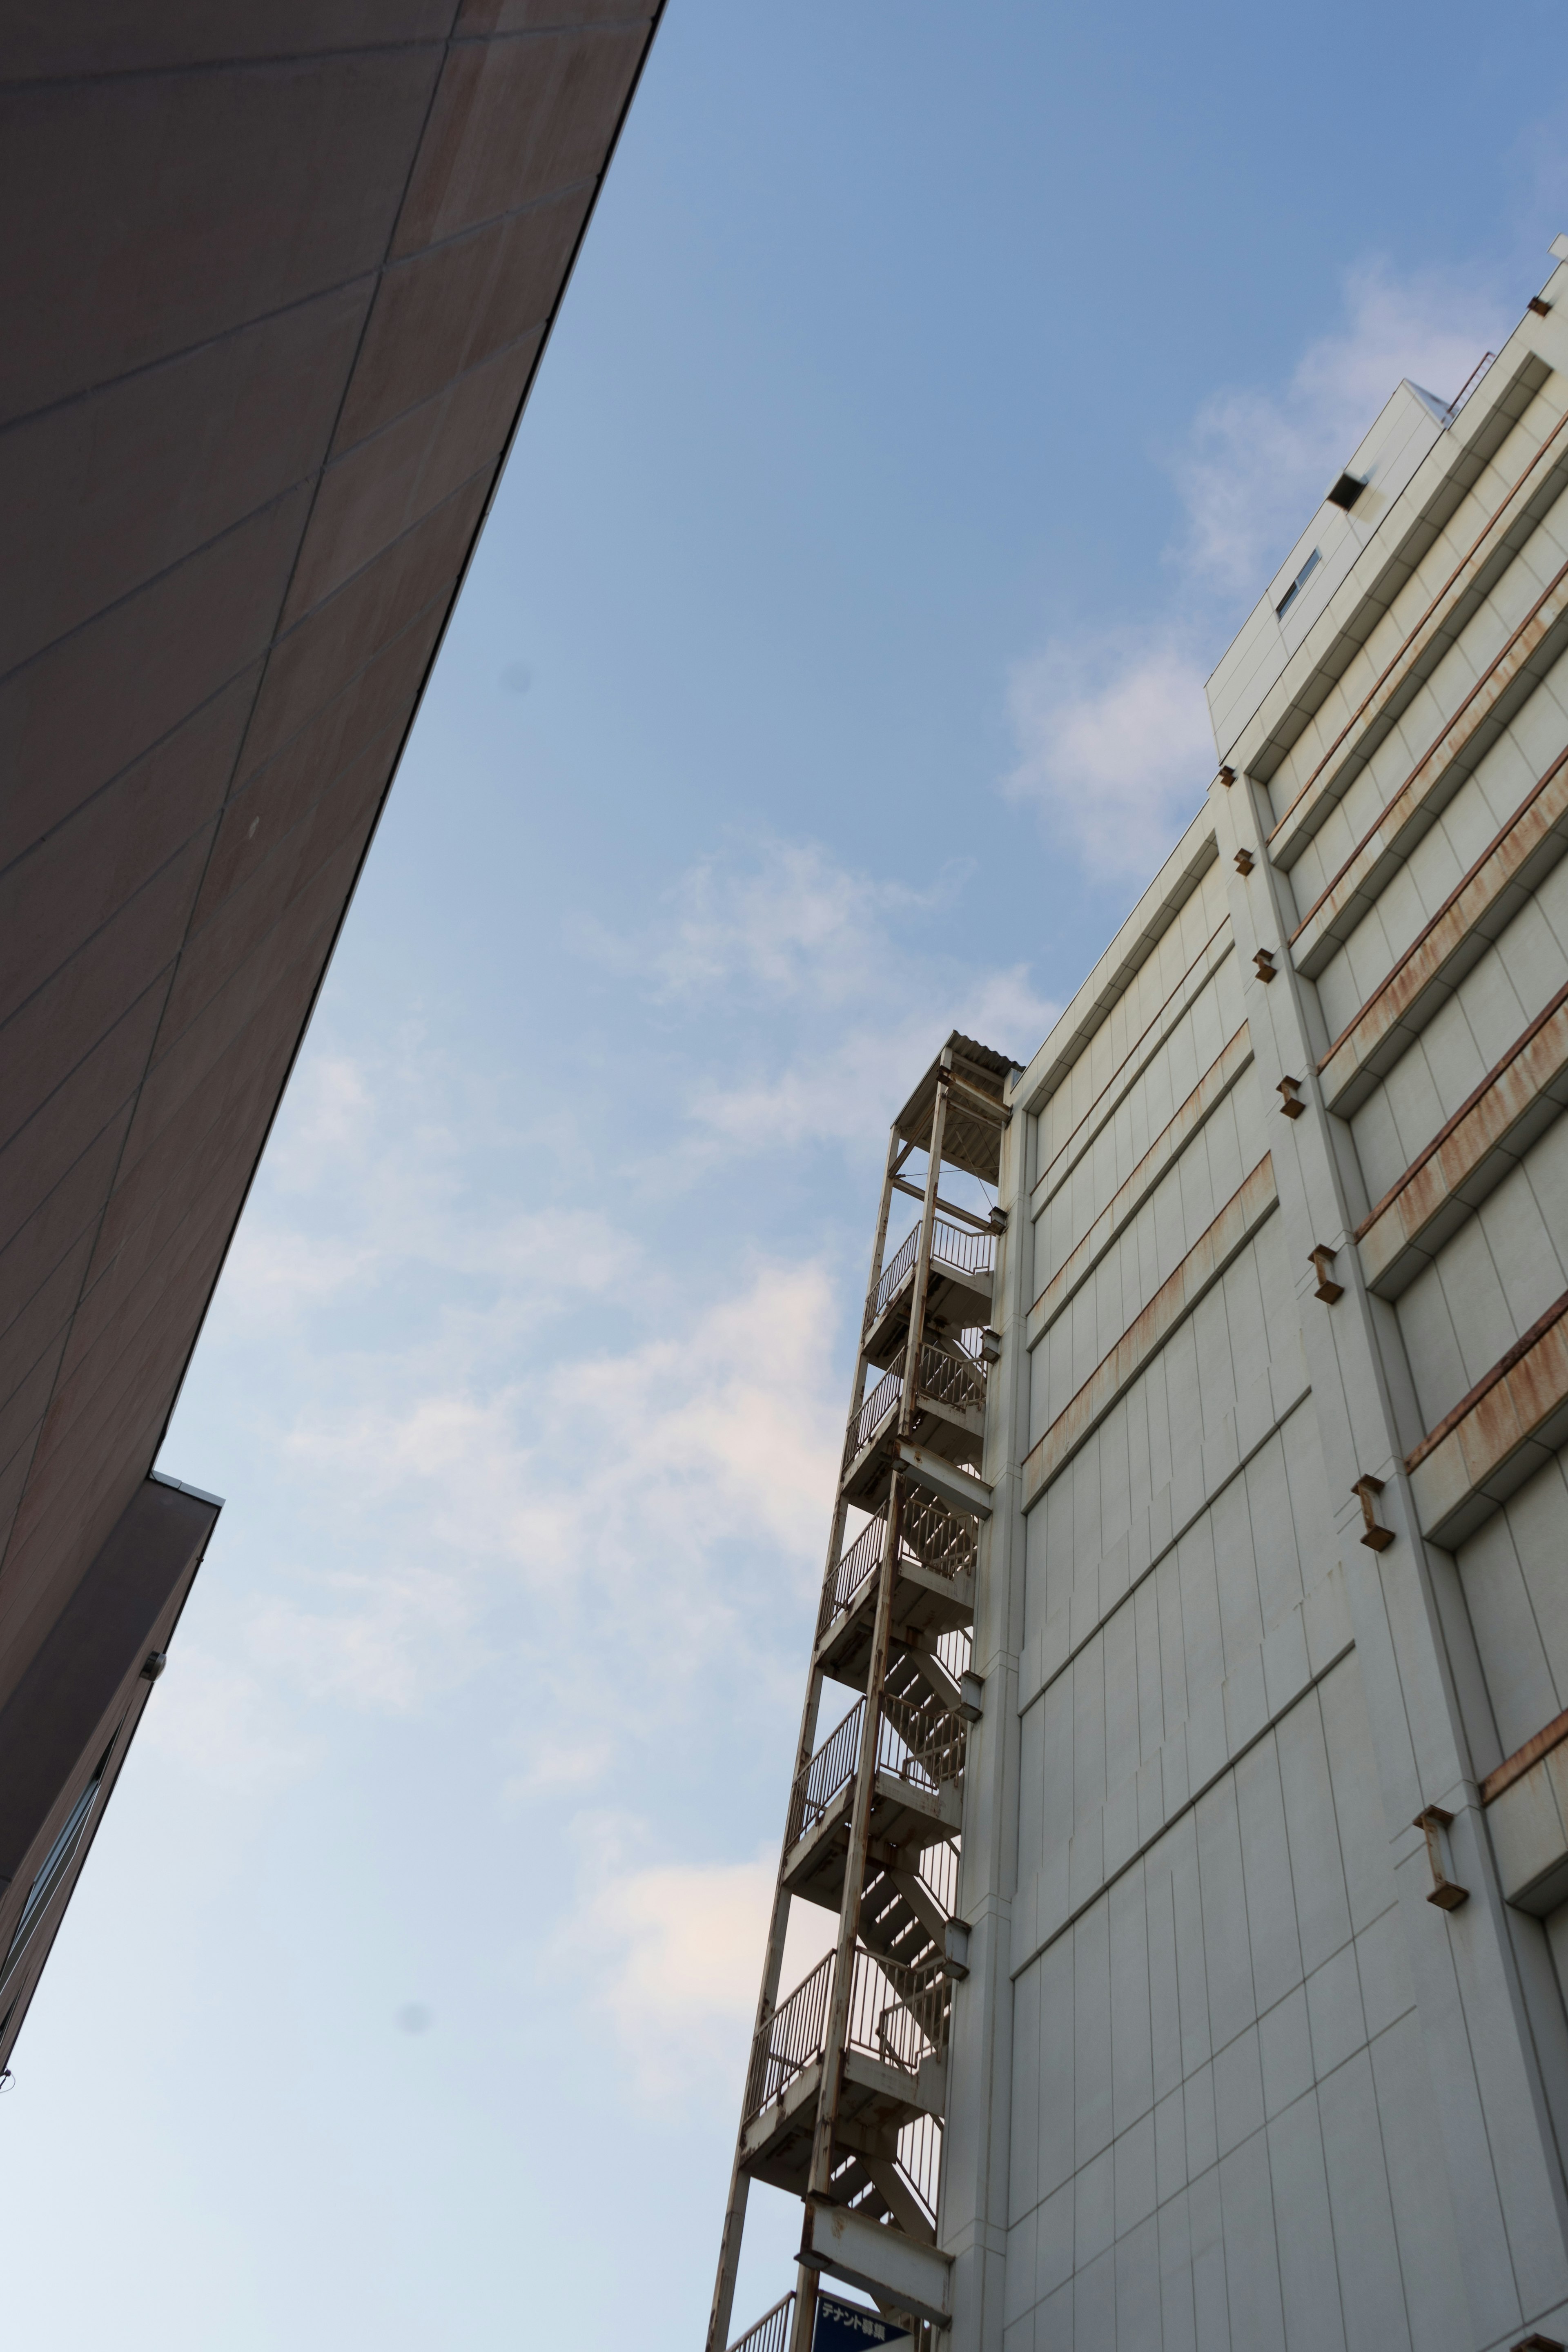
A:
813,2293,909,2352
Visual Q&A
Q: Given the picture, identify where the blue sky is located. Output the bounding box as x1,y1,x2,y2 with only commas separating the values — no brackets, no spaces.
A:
5,6,1568,2345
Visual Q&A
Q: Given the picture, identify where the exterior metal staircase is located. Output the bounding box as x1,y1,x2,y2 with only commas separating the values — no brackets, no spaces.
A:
706,1035,1015,2352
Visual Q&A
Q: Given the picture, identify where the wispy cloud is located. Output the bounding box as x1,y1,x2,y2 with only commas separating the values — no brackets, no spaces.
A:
178,828,1056,1788
1004,256,1514,885
1174,258,1510,595
599,837,1057,1156
1004,632,1217,884
548,1832,835,2108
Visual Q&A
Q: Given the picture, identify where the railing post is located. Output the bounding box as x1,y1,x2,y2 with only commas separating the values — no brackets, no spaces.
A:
897,1058,952,1438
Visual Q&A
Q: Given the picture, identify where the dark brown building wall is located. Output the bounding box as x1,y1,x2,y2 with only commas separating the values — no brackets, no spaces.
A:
0,2,662,2049
0,1474,219,2065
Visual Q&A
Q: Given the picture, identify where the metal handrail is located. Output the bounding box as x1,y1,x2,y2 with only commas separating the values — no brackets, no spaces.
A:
728,2294,794,2352
743,1952,833,2125
900,1488,978,1583
1447,350,1497,419
787,1701,864,1848
919,1835,960,1922
842,1341,985,1477
865,1224,921,1331
817,1501,980,1646
844,1367,901,1468
863,1216,997,1336
879,1689,966,1793
898,2109,943,2232
930,1217,997,1281
916,1338,987,1417
817,1511,887,1642
846,1946,950,2076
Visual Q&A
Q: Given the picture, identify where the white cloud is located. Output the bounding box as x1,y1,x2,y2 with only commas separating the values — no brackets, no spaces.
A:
1174,258,1511,594
616,837,1058,1156
172,835,1052,1814
215,1254,841,1729
551,1840,836,2107
138,1641,323,1794
1004,633,1215,884
647,838,926,1007
1004,255,1514,891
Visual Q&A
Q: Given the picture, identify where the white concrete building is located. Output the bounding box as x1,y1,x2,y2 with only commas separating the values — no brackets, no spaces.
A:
714,236,1568,2352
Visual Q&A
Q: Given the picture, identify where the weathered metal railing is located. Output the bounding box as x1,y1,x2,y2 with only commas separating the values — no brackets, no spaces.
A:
878,1689,966,1793
817,1510,887,1642
817,1508,979,1649
919,1835,960,1922
931,1217,996,1281
787,1688,964,1852
843,1348,985,1478
844,1367,901,1469
727,2292,794,2352
786,1700,864,1848
898,2109,943,2232
934,1623,972,1686
916,1338,987,1417
864,1217,997,1336
846,1948,950,2076
743,1953,833,2125
865,1223,921,1332
901,1487,977,1582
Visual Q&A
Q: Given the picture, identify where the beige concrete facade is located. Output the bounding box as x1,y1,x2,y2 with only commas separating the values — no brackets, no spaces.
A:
940,244,1568,2351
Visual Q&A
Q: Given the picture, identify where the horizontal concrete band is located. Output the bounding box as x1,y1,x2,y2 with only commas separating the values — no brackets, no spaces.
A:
1029,922,1232,1219
1318,746,1568,1113
1483,1722,1568,1915
1407,1289,1568,1546
1010,1635,1357,1980
1482,1706,1568,1806
1269,392,1568,864
1028,1022,1253,1347
1290,550,1568,974
1356,977,1568,1294
1022,1155,1278,1510
1019,830,1220,1125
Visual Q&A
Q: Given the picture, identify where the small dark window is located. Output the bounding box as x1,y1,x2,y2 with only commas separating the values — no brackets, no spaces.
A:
1275,547,1321,619
0,1738,115,1996
1326,472,1365,512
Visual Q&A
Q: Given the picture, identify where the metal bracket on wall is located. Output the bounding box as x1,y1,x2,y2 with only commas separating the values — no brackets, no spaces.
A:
1309,1246,1343,1303
1414,1806,1469,1909
1353,1475,1394,1550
